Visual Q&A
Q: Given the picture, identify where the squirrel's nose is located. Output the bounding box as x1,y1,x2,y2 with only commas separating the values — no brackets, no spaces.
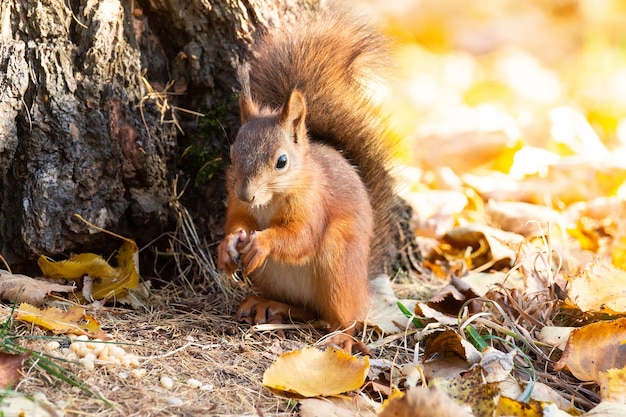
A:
236,184,256,204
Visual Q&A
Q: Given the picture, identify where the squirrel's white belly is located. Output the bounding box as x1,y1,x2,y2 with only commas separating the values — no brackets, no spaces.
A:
252,258,317,310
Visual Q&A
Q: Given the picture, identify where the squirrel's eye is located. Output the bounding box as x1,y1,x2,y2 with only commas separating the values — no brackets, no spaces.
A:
275,154,288,169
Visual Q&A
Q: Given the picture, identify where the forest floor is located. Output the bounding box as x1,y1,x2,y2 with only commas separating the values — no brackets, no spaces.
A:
5,269,445,416
4,1,626,416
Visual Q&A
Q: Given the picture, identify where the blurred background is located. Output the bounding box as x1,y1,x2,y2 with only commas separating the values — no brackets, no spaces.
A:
360,0,626,206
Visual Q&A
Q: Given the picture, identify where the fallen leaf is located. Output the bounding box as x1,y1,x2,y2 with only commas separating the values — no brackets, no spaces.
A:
495,396,565,417
439,224,522,271
461,271,524,297
480,347,516,383
554,318,626,382
0,391,65,417
485,200,565,238
38,240,140,302
431,365,498,416
379,386,473,417
0,270,75,306
368,276,419,333
415,302,458,326
14,303,109,340
0,352,30,388
421,329,480,380
583,401,626,416
262,347,369,397
404,190,468,238
598,367,626,403
565,261,626,314
299,396,378,417
427,277,477,316
611,217,626,270
537,326,574,351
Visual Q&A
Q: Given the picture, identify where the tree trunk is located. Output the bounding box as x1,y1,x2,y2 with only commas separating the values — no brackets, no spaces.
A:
0,0,315,272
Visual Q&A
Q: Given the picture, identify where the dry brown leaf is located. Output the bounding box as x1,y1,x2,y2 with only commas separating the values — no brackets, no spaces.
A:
0,351,30,389
421,329,480,380
414,302,458,326
565,261,626,314
262,347,369,397
0,270,75,306
14,303,109,340
440,224,522,270
554,318,626,382
427,276,477,316
379,386,473,417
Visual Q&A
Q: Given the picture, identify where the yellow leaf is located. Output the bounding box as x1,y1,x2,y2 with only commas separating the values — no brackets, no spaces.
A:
565,261,626,315
495,396,552,417
38,240,139,302
88,240,140,300
14,303,108,339
262,347,369,397
612,218,626,270
37,253,117,281
598,367,626,403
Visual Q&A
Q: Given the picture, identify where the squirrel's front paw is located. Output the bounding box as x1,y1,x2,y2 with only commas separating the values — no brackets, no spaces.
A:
241,231,270,273
217,230,248,274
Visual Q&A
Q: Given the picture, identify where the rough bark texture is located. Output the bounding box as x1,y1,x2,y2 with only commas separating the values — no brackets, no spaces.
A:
0,0,316,272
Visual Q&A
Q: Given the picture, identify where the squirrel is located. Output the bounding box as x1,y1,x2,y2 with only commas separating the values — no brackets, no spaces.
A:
217,10,400,351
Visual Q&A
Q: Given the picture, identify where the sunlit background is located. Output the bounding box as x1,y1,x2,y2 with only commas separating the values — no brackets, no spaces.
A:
359,0,626,206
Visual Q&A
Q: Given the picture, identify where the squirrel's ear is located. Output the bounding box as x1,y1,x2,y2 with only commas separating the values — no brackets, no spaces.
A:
239,95,258,124
237,64,258,123
279,90,307,142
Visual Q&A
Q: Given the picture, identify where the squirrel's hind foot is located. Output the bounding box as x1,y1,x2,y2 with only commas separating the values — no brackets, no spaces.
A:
235,294,316,325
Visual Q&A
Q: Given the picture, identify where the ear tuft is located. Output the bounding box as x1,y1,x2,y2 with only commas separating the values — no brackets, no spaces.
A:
279,90,307,142
238,64,258,123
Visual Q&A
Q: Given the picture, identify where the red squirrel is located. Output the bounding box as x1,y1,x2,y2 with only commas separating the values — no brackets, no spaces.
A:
217,10,399,351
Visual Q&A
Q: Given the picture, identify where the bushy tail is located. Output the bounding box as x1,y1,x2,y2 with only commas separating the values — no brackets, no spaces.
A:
241,10,402,275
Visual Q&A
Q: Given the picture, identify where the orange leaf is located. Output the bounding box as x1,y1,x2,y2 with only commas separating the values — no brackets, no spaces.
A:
554,318,626,382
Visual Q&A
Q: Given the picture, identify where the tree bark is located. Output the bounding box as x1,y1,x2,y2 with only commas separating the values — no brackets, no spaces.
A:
0,0,316,272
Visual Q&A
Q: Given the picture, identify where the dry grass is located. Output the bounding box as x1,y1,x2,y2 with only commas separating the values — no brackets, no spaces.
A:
9,285,302,416
1,200,601,416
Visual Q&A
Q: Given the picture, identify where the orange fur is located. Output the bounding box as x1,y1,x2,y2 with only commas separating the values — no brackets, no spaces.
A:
217,10,397,342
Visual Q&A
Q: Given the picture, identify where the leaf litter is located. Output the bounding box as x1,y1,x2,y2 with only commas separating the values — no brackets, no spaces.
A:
3,1,626,416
